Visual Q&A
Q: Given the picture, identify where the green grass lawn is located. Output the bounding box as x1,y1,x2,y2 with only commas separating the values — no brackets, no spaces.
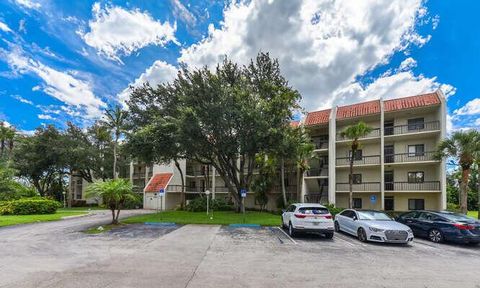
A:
0,209,89,227
124,210,281,226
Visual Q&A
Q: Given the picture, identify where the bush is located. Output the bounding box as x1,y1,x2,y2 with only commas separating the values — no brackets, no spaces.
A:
186,197,233,212
323,203,344,217
0,199,59,215
446,202,460,212
71,199,87,207
123,193,142,209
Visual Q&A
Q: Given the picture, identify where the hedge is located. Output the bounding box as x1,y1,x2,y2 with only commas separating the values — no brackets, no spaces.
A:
186,197,233,212
0,199,60,215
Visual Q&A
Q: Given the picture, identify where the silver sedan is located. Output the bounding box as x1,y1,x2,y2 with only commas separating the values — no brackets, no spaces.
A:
334,209,414,243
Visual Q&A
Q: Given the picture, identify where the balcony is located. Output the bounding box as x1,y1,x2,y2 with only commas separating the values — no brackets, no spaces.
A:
132,172,146,179
336,128,380,141
311,137,328,150
384,151,439,164
304,191,328,203
384,181,440,191
305,167,328,177
384,120,440,136
336,155,380,166
336,182,381,192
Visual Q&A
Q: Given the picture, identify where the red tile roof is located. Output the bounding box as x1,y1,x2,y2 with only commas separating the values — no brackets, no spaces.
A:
384,92,440,112
337,100,380,119
305,109,331,126
144,173,173,193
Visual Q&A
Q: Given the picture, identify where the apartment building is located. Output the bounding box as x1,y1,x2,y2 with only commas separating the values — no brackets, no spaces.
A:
70,91,446,212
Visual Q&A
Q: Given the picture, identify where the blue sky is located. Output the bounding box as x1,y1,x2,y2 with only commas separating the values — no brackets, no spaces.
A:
0,0,478,133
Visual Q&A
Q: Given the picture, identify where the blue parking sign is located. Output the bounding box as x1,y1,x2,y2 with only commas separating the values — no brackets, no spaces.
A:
240,189,247,198
370,195,377,204
159,188,165,196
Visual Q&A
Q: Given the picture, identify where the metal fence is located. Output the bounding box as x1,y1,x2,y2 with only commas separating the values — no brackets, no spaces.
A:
336,182,381,192
384,120,440,136
384,151,437,163
384,181,440,191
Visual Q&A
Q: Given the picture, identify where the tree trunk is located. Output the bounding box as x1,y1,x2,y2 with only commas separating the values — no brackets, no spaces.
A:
281,157,287,207
460,168,469,214
111,209,117,224
0,139,4,157
349,150,354,209
477,170,480,220
297,167,302,202
115,209,121,223
174,160,185,210
113,137,118,180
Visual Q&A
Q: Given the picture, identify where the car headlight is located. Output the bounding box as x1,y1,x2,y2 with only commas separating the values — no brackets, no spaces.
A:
407,229,413,234
369,227,384,232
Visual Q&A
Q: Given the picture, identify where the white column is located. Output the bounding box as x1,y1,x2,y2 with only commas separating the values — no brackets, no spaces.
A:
438,89,448,210
129,161,134,183
380,98,385,210
328,107,337,205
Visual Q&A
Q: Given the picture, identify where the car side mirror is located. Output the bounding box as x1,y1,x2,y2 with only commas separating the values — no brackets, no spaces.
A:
352,216,358,221
282,209,286,213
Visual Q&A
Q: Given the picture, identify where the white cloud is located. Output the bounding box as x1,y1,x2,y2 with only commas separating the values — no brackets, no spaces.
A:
80,3,178,63
38,114,54,120
119,60,177,103
0,21,12,33
398,57,417,71
178,0,441,111
12,95,33,105
454,98,480,115
1,46,106,118
171,0,197,26
15,0,41,9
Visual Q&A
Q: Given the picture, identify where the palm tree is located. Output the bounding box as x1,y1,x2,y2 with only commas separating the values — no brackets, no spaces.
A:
340,121,373,209
103,106,127,179
435,130,480,214
86,179,136,224
0,122,8,157
293,130,315,203
5,126,15,158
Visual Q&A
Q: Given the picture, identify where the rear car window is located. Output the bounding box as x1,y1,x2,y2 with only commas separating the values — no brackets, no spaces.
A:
298,207,329,214
440,213,475,223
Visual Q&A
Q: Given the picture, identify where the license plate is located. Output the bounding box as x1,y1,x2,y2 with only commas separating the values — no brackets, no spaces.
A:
313,222,320,226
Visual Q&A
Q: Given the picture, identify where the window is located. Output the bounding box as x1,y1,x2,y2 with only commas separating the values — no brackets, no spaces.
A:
353,198,362,209
399,211,419,220
408,144,425,157
408,118,425,131
75,179,82,200
287,205,296,212
340,210,355,218
408,171,424,183
408,199,425,210
349,149,363,161
349,174,362,184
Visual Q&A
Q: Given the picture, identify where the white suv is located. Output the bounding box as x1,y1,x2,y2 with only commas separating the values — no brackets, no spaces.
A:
281,203,334,238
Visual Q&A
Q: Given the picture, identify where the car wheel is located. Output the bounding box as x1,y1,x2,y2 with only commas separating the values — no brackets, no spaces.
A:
428,229,443,243
334,221,340,232
325,232,334,239
357,228,367,242
288,222,296,237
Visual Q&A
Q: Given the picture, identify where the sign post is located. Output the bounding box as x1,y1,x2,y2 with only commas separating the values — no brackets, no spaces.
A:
159,188,165,220
240,189,247,223
205,190,211,216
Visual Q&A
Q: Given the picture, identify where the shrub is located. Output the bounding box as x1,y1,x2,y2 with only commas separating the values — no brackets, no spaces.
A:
71,199,87,207
0,199,59,215
186,196,233,212
323,203,344,217
123,193,142,209
446,202,460,212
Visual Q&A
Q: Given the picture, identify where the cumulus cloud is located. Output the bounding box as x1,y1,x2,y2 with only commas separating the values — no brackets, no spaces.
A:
0,21,12,33
38,114,54,120
398,57,417,71
12,95,33,105
1,46,106,118
171,0,197,26
119,60,177,103
80,3,178,63
454,98,480,115
178,0,444,111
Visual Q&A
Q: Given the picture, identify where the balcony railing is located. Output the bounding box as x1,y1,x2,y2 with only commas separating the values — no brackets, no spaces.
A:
132,172,145,179
311,137,328,150
384,151,438,164
384,120,440,136
336,182,381,192
306,167,328,177
336,128,380,141
336,155,380,166
304,191,328,203
384,181,440,191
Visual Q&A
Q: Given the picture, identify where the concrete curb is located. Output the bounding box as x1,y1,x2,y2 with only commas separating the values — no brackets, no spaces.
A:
228,224,261,228
144,222,177,226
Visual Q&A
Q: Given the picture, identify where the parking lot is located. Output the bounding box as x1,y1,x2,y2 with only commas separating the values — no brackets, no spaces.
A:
1,216,479,288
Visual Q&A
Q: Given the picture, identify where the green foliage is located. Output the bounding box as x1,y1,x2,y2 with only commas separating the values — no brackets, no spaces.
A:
86,179,136,224
446,202,460,212
0,199,59,215
123,193,142,209
185,197,233,212
322,203,344,216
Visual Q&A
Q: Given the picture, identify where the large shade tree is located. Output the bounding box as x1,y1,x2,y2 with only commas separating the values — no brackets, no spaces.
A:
436,130,480,214
340,121,373,209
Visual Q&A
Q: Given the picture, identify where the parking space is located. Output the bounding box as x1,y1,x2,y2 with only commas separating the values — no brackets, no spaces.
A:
2,220,480,287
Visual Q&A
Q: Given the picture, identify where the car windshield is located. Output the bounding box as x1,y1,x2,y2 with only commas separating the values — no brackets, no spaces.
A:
441,213,475,223
298,207,329,215
357,211,392,221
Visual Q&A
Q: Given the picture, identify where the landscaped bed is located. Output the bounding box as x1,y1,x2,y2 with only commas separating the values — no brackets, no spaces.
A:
0,208,89,227
123,210,281,226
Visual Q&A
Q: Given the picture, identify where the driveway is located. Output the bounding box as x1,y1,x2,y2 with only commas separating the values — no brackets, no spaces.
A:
0,221,479,288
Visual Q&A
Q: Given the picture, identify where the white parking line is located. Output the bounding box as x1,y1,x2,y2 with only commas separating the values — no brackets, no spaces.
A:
334,233,359,247
276,227,297,244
